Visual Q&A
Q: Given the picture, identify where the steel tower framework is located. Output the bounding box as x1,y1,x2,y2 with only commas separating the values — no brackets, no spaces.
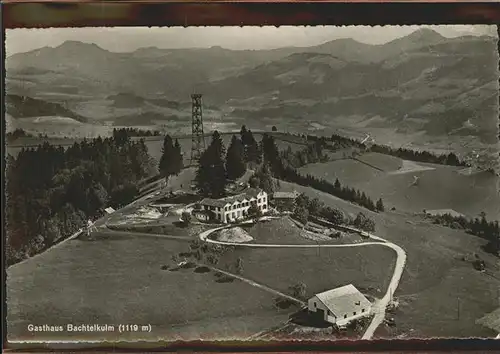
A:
190,93,206,165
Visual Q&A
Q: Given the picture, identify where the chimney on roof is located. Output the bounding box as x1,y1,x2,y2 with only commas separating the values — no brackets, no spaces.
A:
355,301,361,305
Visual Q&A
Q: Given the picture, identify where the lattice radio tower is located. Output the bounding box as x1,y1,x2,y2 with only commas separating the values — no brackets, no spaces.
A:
190,93,206,165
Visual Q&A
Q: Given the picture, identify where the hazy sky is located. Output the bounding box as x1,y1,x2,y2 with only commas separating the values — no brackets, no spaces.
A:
6,25,497,55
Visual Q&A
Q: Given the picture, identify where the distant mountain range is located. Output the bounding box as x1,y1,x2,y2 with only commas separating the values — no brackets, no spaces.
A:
5,28,499,144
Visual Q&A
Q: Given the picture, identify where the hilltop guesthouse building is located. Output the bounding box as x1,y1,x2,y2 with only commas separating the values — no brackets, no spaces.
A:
308,284,372,326
198,188,268,223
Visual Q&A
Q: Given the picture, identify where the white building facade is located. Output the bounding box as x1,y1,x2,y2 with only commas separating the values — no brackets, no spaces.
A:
199,188,268,224
308,284,372,326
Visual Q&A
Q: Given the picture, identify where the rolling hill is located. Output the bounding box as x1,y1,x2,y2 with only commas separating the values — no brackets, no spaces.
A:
5,29,498,144
5,94,91,123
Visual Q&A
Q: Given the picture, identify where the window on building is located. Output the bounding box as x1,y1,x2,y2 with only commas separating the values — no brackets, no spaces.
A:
314,302,317,308
232,212,235,218
353,312,356,316
362,309,365,313
328,310,331,315
344,314,347,319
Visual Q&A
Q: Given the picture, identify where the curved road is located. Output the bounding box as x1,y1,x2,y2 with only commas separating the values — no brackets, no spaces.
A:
198,221,407,340
97,216,405,339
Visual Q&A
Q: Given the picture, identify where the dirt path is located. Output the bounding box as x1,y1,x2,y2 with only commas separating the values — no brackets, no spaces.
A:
93,227,193,242
96,213,405,340
208,266,305,306
199,221,407,340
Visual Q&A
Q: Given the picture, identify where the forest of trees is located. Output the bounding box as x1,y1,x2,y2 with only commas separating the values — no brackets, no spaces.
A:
195,131,228,198
6,129,157,266
195,128,263,198
429,212,500,256
280,140,330,169
293,193,376,232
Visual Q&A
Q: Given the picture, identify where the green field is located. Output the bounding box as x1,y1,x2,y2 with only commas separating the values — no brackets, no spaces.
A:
269,175,500,338
7,236,293,342
355,152,403,171
276,179,376,219
217,221,396,300
298,153,500,219
372,211,500,338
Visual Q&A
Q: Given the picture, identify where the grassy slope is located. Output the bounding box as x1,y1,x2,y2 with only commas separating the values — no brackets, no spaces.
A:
218,222,396,300
272,173,499,338
373,211,500,338
299,153,500,219
6,94,89,123
7,237,291,341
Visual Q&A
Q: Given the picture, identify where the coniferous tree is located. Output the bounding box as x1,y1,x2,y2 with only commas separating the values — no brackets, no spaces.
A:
376,198,385,212
225,135,246,180
172,139,184,175
159,135,177,181
334,178,341,190
253,163,275,194
236,257,244,275
261,133,283,176
240,126,261,165
195,131,227,198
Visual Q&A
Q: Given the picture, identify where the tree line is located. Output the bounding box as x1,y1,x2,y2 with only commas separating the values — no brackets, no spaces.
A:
369,144,465,167
112,127,161,140
428,212,500,256
289,132,467,167
6,129,156,266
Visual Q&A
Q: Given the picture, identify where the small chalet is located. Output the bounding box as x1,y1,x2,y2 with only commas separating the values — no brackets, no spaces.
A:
192,209,211,222
272,191,299,211
308,284,372,326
